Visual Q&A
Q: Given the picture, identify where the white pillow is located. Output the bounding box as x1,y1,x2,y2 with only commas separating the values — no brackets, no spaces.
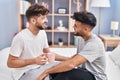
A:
109,45,120,67
0,47,10,66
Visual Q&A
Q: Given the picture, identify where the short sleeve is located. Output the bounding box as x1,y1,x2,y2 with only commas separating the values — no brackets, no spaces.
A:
78,42,102,62
9,34,23,57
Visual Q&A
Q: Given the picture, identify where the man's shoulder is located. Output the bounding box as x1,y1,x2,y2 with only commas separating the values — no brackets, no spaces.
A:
16,28,27,35
89,34,102,43
87,34,105,51
20,28,28,34
14,29,28,39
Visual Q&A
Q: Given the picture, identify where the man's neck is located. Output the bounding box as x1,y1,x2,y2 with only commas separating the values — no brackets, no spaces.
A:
28,25,40,35
83,32,92,41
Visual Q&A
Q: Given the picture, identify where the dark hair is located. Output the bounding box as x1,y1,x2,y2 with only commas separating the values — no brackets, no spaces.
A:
71,11,97,29
26,3,49,21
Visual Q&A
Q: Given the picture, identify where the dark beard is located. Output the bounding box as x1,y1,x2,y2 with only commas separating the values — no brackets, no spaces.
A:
74,33,79,36
37,26,45,30
74,32,83,37
74,32,81,36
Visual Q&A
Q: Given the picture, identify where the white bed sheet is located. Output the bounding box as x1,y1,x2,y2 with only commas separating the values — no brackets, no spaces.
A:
106,52,120,80
0,47,13,80
0,47,120,80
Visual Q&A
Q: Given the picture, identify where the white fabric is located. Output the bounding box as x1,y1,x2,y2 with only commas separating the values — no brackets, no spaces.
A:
9,29,49,80
106,52,120,80
0,47,13,80
109,45,120,67
0,47,120,80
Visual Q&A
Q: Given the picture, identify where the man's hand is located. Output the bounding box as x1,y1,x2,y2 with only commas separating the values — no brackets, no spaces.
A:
36,71,48,80
35,54,48,65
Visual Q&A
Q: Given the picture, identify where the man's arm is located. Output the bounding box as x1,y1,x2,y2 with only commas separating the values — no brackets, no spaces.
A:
37,54,87,80
46,54,87,73
43,48,70,61
7,54,47,68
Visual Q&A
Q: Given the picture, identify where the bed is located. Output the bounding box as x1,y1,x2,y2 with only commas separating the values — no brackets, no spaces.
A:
0,47,120,80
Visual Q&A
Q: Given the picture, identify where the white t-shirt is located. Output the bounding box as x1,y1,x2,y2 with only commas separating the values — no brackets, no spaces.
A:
9,29,49,80
77,34,107,80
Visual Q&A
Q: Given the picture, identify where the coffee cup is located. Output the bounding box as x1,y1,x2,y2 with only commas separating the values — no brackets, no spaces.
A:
47,53,55,63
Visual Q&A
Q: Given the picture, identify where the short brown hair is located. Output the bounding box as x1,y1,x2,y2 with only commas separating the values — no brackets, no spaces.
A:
26,3,49,21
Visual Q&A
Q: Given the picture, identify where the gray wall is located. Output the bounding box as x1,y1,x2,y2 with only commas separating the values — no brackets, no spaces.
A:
0,0,18,50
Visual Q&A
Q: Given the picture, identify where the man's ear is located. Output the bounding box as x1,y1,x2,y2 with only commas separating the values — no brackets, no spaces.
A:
84,26,89,32
83,26,86,30
31,18,36,24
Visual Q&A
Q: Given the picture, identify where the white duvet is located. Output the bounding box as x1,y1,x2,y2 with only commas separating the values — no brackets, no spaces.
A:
0,47,120,80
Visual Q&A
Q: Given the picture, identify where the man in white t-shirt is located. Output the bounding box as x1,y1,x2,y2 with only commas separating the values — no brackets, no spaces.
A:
7,3,69,80
37,12,107,80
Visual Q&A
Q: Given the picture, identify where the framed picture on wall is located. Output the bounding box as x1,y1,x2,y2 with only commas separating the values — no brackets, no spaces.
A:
57,8,67,14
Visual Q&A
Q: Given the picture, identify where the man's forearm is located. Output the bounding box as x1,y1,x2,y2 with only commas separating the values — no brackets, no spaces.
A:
54,53,70,61
45,58,75,74
7,58,36,68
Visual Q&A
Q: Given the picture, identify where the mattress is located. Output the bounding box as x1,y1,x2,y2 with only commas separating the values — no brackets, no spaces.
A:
0,47,120,80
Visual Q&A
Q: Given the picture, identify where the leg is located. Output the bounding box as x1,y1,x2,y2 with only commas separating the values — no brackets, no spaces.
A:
19,62,60,80
51,68,96,80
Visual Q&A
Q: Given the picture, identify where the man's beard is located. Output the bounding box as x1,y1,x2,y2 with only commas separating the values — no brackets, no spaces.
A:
36,22,46,30
74,32,83,37
37,26,45,30
74,31,80,36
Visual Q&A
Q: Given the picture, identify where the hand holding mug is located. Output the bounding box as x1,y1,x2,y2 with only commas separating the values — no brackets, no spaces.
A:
35,54,48,65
